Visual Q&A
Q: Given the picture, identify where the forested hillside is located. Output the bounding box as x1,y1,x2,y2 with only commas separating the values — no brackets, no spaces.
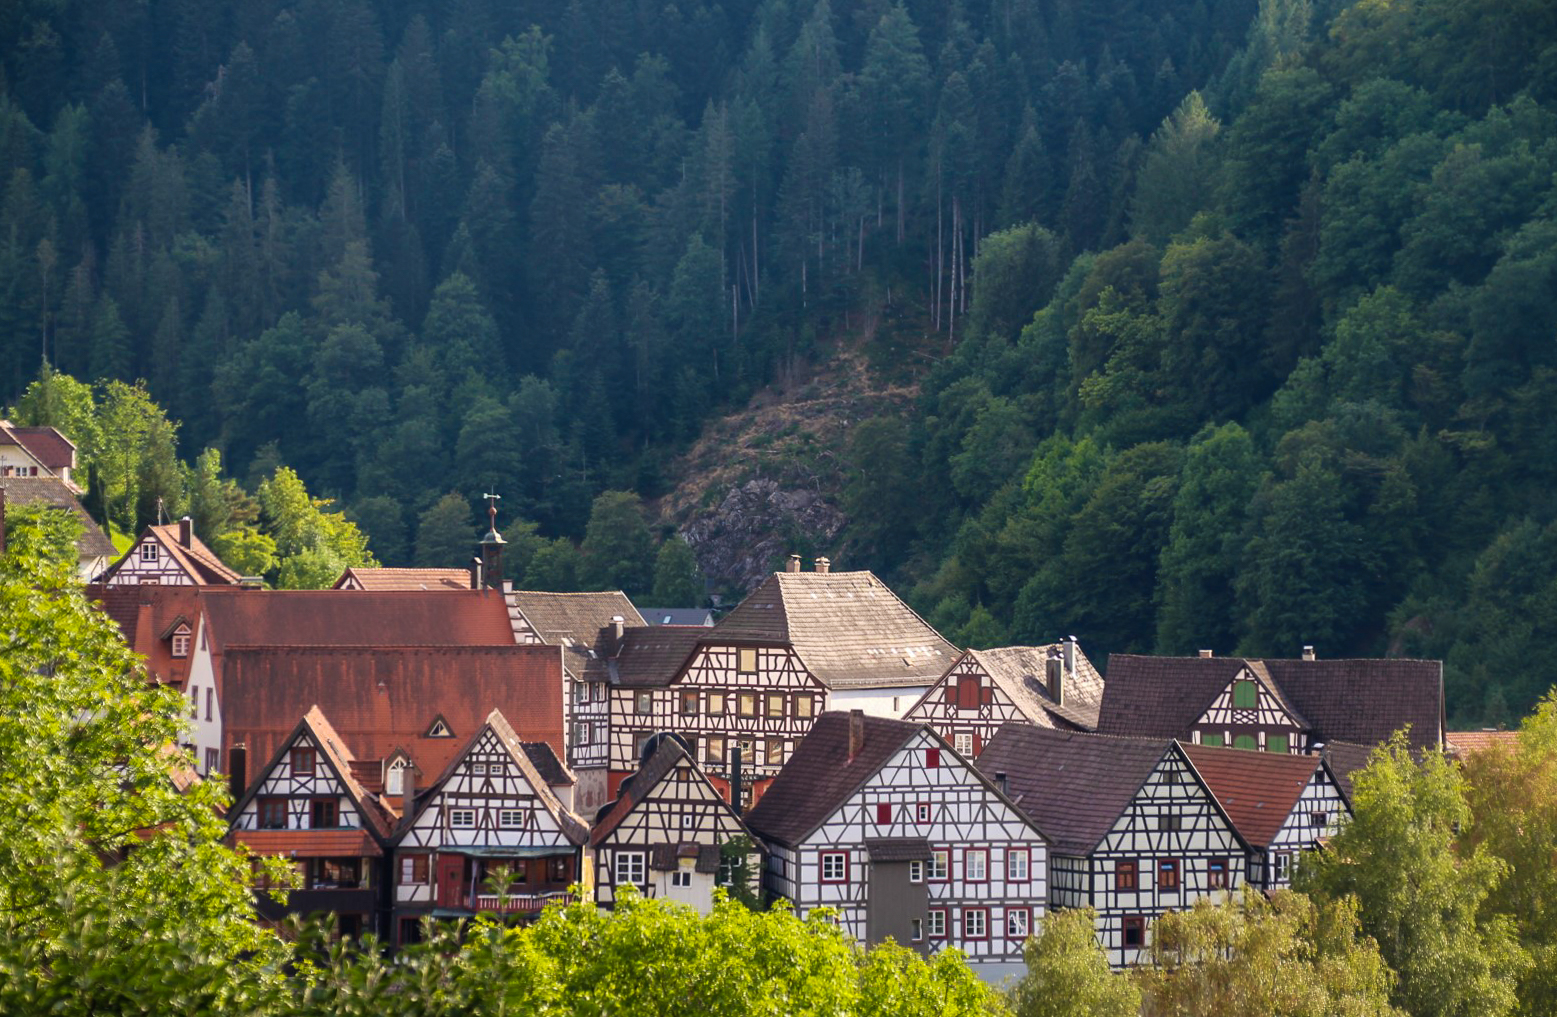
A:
2,0,1556,721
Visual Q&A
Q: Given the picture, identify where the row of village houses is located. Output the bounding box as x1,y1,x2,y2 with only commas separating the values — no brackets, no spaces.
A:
0,426,1454,973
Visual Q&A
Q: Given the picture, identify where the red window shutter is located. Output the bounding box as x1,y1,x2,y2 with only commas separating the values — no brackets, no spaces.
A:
944,686,956,704
876,802,892,825
980,686,993,706
972,732,982,756
926,748,940,768
957,676,979,709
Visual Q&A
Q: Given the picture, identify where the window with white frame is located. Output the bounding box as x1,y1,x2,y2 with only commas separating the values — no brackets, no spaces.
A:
916,802,931,823
1007,849,1029,881
616,852,646,885
1007,908,1030,938
964,849,988,881
927,910,946,938
928,850,948,880
963,908,988,939
471,762,486,775
820,852,847,882
498,809,524,828
1273,852,1292,880
140,542,158,562
574,722,590,745
386,758,407,795
911,918,923,942
680,813,695,830
449,809,476,828
635,691,653,715
909,860,924,883
171,627,190,657
671,870,692,887
953,732,974,755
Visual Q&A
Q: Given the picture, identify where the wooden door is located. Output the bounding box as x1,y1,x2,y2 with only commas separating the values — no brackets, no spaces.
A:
437,856,465,907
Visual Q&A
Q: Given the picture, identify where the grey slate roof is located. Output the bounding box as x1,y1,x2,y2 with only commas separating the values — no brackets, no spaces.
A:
607,626,708,687
965,644,1106,730
507,590,644,680
865,837,933,861
977,724,1175,856
1319,740,1377,806
1096,654,1444,750
713,571,957,690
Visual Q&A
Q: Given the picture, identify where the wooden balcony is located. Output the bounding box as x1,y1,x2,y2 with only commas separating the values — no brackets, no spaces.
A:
469,889,575,913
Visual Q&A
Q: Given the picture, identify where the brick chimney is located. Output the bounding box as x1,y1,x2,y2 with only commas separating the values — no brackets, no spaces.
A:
227,744,247,806
814,556,831,574
1047,655,1064,705
469,556,482,589
785,554,801,573
611,614,625,641
847,708,865,761
179,515,192,548
1302,645,1316,661
1199,649,1214,658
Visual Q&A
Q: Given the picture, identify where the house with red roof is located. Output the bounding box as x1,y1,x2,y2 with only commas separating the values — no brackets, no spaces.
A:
0,419,80,490
95,516,244,586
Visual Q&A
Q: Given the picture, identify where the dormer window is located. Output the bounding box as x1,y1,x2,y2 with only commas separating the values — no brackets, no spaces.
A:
426,717,453,738
140,542,159,562
171,626,191,658
386,757,408,795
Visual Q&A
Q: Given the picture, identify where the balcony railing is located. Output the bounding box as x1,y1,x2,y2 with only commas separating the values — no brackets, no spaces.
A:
469,890,574,913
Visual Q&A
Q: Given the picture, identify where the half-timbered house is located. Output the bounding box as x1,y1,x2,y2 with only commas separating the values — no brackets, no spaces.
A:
1180,743,1350,891
591,736,759,913
746,711,1047,977
507,590,645,812
391,710,589,945
227,706,396,939
602,562,959,799
1096,651,1445,752
96,516,244,586
903,640,1103,757
977,725,1247,969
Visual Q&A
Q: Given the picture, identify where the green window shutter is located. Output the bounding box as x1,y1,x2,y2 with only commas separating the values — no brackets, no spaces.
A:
1232,680,1258,709
1202,733,1224,747
1233,734,1258,751
1267,734,1289,754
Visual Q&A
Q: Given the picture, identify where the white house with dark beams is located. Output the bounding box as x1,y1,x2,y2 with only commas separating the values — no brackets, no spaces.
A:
226,706,395,940
591,735,760,913
977,725,1247,969
391,710,589,946
1180,743,1350,891
904,640,1104,757
745,712,1048,979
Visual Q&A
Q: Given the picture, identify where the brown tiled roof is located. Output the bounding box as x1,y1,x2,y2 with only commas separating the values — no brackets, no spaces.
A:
976,725,1177,855
591,736,745,847
409,709,588,845
1181,744,1327,849
1320,740,1376,805
1096,654,1444,750
607,626,707,687
508,590,644,679
97,523,244,585
712,572,958,689
201,588,518,651
965,644,1106,730
335,567,471,591
221,645,563,780
88,584,204,688
0,421,75,469
230,829,383,857
0,477,114,557
1447,730,1518,759
865,837,933,861
745,713,926,847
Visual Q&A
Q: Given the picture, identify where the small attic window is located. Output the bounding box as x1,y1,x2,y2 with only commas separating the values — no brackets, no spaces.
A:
140,542,159,562
171,625,191,658
426,718,453,738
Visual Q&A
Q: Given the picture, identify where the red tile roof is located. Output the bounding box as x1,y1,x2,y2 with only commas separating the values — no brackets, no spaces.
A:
200,588,518,651
97,523,244,585
1181,744,1328,849
230,829,383,857
0,421,75,469
88,584,205,688
334,567,473,591
1447,730,1519,759
221,645,564,780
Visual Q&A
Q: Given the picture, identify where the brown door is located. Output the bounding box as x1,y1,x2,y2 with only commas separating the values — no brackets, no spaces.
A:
437,856,465,907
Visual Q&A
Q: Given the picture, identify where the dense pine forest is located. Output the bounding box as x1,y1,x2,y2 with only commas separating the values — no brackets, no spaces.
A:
2,0,1556,723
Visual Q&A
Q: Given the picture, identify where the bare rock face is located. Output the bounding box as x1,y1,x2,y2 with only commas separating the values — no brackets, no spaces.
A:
680,478,846,595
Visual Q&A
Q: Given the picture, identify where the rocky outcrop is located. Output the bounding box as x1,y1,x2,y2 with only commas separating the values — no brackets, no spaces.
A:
679,478,846,595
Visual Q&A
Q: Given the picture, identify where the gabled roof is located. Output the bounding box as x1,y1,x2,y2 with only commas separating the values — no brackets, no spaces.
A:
335,567,471,591
99,523,243,585
961,644,1106,730
711,571,958,689
607,626,708,687
0,477,114,557
976,725,1181,856
745,713,926,847
522,740,576,787
507,590,644,679
1180,744,1330,849
1447,730,1519,759
88,584,205,688
221,644,563,779
591,736,750,846
1096,654,1444,750
0,420,75,469
229,705,396,842
408,709,588,845
637,606,716,627
200,588,518,651
1319,740,1377,806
